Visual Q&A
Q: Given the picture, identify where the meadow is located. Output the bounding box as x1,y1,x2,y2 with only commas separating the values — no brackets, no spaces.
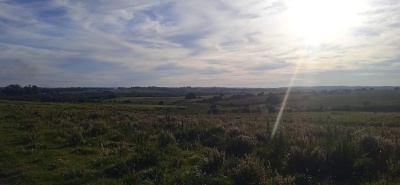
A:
1,88,400,184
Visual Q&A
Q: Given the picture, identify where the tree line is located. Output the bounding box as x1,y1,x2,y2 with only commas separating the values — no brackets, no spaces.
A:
0,84,40,96
0,84,116,103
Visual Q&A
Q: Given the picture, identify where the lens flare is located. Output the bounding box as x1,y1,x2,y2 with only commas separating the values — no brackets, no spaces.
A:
270,47,308,138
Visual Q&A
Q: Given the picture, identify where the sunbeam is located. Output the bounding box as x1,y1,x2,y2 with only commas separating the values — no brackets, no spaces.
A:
270,47,308,138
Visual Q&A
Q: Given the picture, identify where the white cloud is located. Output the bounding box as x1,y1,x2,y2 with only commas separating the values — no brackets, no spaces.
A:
0,0,399,87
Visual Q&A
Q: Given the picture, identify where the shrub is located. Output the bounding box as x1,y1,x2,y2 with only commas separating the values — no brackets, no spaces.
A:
229,154,271,185
174,128,201,144
199,148,226,174
84,120,108,137
359,136,380,160
128,145,160,171
105,145,160,178
158,131,176,148
328,138,358,182
357,136,381,177
286,146,328,180
386,159,400,181
226,134,256,157
269,131,287,171
67,127,85,147
266,92,280,105
200,127,226,148
185,92,196,100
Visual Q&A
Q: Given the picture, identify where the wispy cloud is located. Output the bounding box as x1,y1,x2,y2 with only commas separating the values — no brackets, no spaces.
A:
0,0,399,87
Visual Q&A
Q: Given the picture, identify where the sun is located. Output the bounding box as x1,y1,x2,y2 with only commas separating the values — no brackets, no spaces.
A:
285,0,365,46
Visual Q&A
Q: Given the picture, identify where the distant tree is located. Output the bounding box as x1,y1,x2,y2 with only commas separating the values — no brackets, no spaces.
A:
22,85,40,95
24,85,32,95
395,87,399,90
31,85,40,94
3,84,25,96
158,100,164,105
257,92,264,96
185,92,196,100
266,92,280,105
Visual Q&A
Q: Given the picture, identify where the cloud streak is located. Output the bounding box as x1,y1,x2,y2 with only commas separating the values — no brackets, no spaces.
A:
0,0,399,87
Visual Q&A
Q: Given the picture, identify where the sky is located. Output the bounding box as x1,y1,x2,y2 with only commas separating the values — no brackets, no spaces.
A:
0,0,399,87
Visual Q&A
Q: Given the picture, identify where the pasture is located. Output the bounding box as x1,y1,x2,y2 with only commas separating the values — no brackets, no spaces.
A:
0,88,400,184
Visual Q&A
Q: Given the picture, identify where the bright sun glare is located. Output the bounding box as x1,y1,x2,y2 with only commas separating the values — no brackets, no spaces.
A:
286,0,365,46
271,0,366,138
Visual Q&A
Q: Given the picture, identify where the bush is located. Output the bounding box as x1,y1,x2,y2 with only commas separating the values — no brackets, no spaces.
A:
174,128,201,144
185,92,196,100
84,120,108,137
359,136,380,160
67,127,85,146
286,146,328,180
200,127,226,148
105,145,160,178
229,155,271,185
328,139,358,182
226,135,256,157
386,159,400,181
199,148,226,174
266,92,280,105
158,131,176,148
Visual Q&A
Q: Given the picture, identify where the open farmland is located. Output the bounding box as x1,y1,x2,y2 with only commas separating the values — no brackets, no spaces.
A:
1,87,400,184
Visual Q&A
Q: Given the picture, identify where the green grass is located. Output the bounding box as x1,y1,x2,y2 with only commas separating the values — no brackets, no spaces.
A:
1,98,400,184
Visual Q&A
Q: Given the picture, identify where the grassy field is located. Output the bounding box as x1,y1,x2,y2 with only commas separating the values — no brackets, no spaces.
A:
1,89,400,184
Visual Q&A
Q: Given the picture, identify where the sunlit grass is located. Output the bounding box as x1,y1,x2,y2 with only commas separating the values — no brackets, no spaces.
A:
1,100,400,184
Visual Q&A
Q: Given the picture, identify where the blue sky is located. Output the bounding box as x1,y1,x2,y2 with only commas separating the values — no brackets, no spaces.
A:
0,0,399,87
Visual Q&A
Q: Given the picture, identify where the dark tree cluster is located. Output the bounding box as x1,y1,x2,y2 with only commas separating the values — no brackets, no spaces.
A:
227,93,255,100
266,92,281,105
209,95,222,103
185,92,197,100
0,84,118,103
40,91,116,103
1,84,40,96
